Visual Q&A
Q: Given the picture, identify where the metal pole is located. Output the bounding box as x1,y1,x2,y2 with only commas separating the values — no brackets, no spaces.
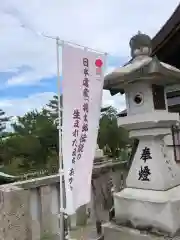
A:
56,37,65,240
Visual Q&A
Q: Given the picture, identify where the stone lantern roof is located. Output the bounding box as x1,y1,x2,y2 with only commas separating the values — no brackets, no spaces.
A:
104,32,180,94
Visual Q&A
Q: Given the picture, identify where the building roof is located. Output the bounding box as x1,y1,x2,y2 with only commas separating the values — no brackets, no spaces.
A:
0,172,16,184
117,109,127,117
151,3,180,69
152,3,180,56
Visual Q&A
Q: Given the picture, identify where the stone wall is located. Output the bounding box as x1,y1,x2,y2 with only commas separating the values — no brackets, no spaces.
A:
0,160,128,240
0,176,62,240
89,161,128,224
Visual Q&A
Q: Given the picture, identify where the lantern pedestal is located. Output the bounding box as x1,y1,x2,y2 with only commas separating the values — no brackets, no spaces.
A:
113,185,180,237
103,221,180,240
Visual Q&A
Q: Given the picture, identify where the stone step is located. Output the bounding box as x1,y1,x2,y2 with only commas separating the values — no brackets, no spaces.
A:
102,222,180,240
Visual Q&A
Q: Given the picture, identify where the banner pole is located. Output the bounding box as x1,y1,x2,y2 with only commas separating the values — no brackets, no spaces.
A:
56,37,63,240
56,37,69,240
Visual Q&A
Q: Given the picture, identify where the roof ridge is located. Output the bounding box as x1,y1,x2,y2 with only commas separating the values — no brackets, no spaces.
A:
152,3,180,54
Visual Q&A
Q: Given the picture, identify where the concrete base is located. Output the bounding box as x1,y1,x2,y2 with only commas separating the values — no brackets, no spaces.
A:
103,222,180,240
114,185,180,236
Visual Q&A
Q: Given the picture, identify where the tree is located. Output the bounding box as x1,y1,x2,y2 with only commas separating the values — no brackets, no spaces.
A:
47,95,130,158
0,95,130,175
0,109,11,165
46,95,62,121
5,109,59,173
0,109,10,134
98,106,129,157
47,95,109,121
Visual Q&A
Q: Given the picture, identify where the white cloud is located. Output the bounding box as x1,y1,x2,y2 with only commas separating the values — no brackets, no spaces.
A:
105,66,116,76
0,0,179,118
102,90,125,112
0,90,125,118
0,92,55,131
0,0,179,86
0,92,55,117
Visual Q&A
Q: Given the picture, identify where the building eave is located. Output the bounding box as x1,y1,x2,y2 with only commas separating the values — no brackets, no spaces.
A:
152,3,180,56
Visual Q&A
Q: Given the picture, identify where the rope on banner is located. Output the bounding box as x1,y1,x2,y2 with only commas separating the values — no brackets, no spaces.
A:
21,24,108,55
41,32,108,56
60,39,107,55
8,7,108,56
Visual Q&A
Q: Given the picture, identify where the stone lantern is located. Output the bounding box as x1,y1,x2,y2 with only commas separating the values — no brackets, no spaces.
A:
103,32,180,239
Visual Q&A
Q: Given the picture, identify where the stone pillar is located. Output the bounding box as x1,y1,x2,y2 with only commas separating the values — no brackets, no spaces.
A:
40,185,52,235
69,205,87,229
111,169,121,192
76,205,87,226
50,184,60,238
69,213,77,229
30,188,41,240
0,185,30,240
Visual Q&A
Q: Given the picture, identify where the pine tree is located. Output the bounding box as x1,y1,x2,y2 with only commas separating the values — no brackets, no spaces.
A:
0,109,10,133
46,95,62,120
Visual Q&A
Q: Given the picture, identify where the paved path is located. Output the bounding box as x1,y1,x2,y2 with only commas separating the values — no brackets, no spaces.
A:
70,224,98,239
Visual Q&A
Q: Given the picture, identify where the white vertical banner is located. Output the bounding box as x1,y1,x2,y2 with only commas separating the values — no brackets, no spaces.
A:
62,44,106,215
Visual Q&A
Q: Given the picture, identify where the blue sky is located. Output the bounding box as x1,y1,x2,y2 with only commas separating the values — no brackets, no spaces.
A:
0,55,125,99
1,75,56,98
0,0,179,118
